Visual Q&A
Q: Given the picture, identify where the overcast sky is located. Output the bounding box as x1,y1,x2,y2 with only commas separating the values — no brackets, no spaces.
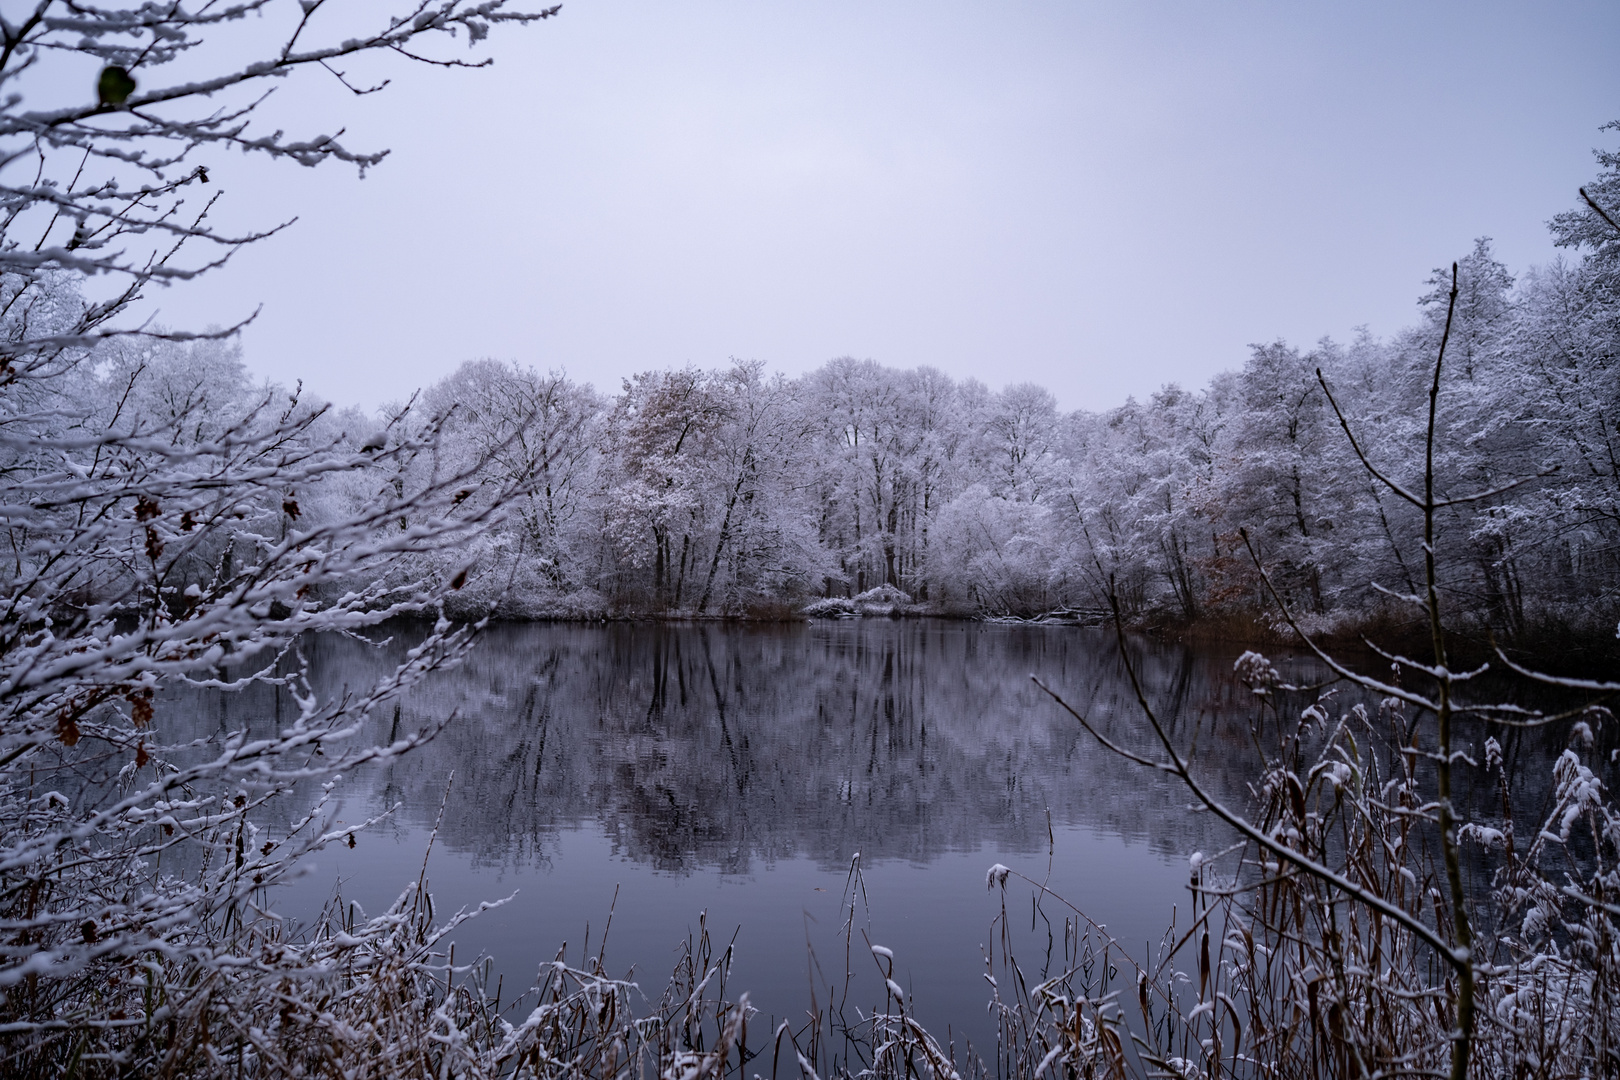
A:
52,1,1620,411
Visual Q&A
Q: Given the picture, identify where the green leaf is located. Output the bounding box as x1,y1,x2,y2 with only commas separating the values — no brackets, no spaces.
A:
97,66,136,107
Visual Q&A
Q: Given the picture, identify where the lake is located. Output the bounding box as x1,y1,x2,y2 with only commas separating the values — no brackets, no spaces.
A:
181,620,1353,1061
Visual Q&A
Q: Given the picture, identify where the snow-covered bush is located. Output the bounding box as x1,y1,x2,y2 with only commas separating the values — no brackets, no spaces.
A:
803,583,919,618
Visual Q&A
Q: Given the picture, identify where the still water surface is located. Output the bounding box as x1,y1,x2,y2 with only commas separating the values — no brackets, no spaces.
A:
208,620,1283,1056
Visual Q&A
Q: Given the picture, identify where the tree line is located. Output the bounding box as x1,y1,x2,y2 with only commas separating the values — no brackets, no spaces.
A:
50,170,1615,645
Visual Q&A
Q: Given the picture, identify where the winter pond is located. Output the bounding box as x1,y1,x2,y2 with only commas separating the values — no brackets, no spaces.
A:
182,620,1317,1056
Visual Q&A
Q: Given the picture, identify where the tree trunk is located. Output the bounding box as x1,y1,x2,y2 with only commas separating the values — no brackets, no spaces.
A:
674,532,690,609
653,525,666,608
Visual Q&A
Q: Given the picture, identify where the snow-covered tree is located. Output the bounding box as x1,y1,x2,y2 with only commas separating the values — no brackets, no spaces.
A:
0,5,560,1074
424,359,602,608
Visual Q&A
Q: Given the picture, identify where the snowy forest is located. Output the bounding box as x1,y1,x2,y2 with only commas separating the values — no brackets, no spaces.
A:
22,221,1618,646
414,219,1620,641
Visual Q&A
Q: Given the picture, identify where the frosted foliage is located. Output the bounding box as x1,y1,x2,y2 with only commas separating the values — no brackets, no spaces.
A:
379,213,1617,630
365,204,1620,630
306,210,1620,630
10,236,1609,631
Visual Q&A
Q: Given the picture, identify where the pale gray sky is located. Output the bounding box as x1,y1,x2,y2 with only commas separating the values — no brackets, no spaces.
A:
55,2,1620,410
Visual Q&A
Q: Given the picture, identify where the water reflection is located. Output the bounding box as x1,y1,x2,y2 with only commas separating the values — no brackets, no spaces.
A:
160,620,1588,879
258,621,1272,873
157,619,1587,1057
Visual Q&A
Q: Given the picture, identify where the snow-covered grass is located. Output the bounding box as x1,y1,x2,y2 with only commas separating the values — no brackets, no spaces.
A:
1017,670,1620,1079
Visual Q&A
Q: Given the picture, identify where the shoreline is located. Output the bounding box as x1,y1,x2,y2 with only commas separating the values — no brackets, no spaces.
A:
431,602,1620,674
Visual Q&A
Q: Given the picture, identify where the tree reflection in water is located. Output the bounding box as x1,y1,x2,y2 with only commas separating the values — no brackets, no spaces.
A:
158,620,1338,1054
262,621,1271,868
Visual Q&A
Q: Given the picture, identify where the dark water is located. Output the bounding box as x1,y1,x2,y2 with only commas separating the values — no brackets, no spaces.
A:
177,621,1335,1057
